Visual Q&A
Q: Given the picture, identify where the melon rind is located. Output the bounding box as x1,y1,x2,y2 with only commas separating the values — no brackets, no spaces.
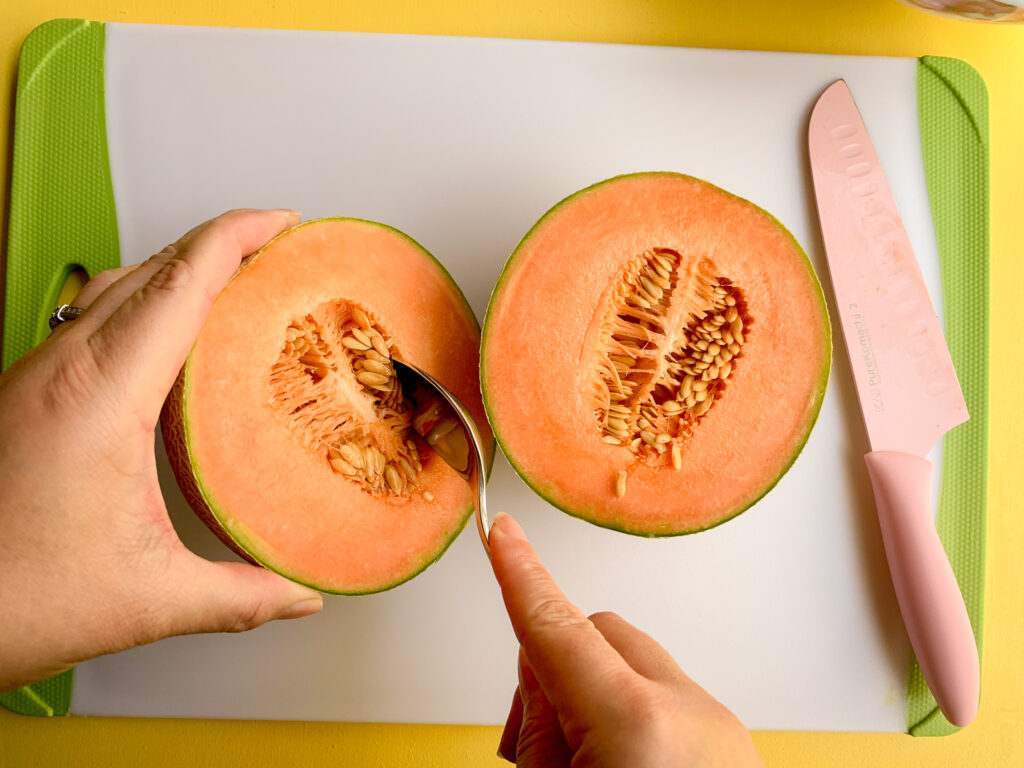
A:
161,217,490,594
480,172,832,536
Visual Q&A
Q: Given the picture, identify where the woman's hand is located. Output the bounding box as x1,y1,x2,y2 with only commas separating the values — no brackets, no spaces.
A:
0,209,322,692
489,513,765,767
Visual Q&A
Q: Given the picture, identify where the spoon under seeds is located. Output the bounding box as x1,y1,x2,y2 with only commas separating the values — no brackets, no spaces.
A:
392,359,491,552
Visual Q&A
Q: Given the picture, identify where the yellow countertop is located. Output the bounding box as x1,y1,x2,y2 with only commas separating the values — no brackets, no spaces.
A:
1,1,1021,765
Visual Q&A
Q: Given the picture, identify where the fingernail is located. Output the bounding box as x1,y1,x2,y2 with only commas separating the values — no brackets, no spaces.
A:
277,596,322,620
491,512,527,541
276,209,302,224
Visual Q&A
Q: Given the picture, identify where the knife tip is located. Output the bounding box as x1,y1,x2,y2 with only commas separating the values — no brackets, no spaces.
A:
810,79,853,125
825,78,850,94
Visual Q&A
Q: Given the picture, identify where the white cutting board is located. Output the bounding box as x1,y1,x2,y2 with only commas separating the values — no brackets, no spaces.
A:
70,24,948,732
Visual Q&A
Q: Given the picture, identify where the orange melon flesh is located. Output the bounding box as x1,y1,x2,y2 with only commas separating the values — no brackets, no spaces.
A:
482,173,831,535
162,218,491,593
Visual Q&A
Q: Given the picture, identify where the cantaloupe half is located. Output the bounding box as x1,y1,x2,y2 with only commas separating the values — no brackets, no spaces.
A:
481,173,831,535
161,218,492,594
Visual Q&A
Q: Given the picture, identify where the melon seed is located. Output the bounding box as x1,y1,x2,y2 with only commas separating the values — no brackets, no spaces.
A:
399,457,417,482
614,470,627,498
344,336,371,352
351,307,371,328
637,286,659,305
385,464,402,493
340,444,363,469
356,371,390,387
648,272,670,289
330,457,357,476
362,446,377,472
370,332,389,357
427,417,460,445
362,359,391,376
640,276,663,299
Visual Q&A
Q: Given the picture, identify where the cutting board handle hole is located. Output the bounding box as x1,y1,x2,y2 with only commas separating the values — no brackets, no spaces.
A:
56,265,89,306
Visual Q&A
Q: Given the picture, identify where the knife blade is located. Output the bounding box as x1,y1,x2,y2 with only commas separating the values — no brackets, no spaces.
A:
808,79,979,727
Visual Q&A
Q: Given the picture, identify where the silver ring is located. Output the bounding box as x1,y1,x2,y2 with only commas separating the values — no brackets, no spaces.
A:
48,304,85,331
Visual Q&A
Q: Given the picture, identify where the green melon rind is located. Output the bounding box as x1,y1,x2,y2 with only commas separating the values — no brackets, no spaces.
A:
171,216,489,595
481,172,832,537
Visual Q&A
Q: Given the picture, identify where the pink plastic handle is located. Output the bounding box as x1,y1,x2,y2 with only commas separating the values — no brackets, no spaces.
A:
865,451,980,727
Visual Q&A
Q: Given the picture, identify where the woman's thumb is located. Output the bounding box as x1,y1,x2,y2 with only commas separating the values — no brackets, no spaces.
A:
513,648,572,766
157,555,322,638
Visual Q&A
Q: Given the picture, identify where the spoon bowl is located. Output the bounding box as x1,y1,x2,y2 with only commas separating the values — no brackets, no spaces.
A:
392,359,491,552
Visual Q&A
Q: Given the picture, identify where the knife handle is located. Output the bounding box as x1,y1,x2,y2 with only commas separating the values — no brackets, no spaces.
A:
864,451,979,727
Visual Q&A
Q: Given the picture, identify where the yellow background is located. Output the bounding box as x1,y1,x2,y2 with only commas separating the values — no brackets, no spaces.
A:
1,1,1021,765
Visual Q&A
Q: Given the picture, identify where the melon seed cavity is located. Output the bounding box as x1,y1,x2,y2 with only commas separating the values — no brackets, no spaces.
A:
269,301,431,499
591,248,753,494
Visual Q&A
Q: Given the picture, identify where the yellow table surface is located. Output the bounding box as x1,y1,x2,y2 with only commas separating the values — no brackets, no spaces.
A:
1,1,1021,765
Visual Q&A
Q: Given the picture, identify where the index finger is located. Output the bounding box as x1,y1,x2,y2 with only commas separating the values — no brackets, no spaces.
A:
87,209,300,412
489,513,636,725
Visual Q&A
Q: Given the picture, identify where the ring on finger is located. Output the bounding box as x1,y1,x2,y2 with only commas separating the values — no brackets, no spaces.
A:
48,304,86,330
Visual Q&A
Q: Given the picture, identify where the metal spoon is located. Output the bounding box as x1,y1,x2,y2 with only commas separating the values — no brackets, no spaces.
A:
392,359,491,552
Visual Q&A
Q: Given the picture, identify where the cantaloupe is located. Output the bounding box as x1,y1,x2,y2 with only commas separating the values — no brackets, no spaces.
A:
161,218,492,594
481,173,831,535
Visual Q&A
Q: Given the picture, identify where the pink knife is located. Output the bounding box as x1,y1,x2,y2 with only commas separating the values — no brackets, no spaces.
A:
808,80,978,727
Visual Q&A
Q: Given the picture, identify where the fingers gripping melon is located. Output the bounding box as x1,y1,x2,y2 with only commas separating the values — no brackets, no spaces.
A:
481,173,831,536
161,218,492,594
